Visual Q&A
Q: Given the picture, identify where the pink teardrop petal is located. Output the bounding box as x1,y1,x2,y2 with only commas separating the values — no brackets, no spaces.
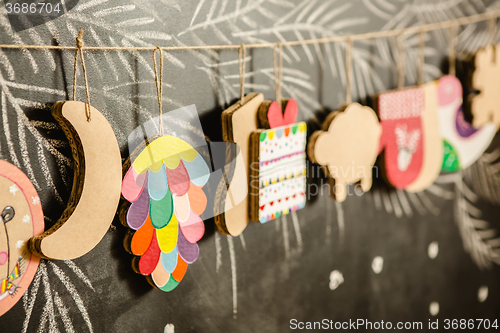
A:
166,160,190,196
179,210,204,243
122,167,147,202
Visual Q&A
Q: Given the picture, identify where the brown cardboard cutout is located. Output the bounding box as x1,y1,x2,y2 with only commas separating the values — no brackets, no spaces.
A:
28,101,122,259
215,93,264,235
471,44,500,129
308,103,381,202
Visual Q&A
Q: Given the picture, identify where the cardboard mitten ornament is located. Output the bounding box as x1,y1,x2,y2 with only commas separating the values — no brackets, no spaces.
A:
377,87,424,188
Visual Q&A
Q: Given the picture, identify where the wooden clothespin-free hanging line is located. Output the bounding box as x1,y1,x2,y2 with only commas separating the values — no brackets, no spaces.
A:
418,29,426,85
238,44,246,105
448,24,458,77
273,43,283,103
488,16,497,63
153,46,164,136
73,30,91,122
344,37,353,105
397,32,406,90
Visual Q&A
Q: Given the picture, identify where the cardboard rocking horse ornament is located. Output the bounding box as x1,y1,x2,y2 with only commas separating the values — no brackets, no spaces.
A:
249,99,307,223
308,103,381,201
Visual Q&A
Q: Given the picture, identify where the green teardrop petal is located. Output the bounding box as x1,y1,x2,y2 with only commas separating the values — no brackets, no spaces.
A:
150,189,173,229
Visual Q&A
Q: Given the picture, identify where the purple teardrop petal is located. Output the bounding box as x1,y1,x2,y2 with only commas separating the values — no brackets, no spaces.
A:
177,225,199,264
126,182,150,230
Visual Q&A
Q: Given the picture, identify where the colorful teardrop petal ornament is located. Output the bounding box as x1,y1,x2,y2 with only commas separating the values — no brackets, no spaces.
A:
122,167,147,202
161,247,178,273
184,154,210,187
166,160,190,196
126,183,150,230
177,227,199,264
148,164,168,200
156,214,178,253
173,193,190,222
131,215,154,256
150,189,173,229
138,230,161,275
187,183,207,216
172,256,188,282
179,210,205,244
151,259,170,287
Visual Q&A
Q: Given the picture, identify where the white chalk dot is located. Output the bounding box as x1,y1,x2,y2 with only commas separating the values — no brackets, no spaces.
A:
428,241,439,259
164,323,174,333
372,256,384,274
329,270,344,290
478,286,488,303
429,302,439,316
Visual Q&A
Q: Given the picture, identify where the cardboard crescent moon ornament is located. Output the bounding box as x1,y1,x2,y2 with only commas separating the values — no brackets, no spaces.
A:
0,160,44,316
29,101,122,259
249,99,307,222
215,93,264,235
470,44,500,129
308,103,381,201
121,135,209,291
439,75,496,171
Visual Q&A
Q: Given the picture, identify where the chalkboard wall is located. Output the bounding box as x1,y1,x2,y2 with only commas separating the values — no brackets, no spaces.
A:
1,0,500,332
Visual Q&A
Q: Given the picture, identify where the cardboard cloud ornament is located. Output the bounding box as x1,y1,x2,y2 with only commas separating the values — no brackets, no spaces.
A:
308,103,381,201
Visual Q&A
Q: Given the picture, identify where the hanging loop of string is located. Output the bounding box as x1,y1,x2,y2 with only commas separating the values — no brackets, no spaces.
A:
488,17,496,45
344,37,353,105
448,24,457,76
238,44,246,105
273,43,283,103
153,46,164,136
397,33,406,90
73,30,91,122
418,29,425,85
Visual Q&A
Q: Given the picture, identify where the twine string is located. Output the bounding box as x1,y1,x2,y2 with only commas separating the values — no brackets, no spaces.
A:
488,17,496,45
273,43,283,103
397,33,406,90
153,46,164,136
448,24,457,76
72,30,91,122
0,11,499,52
238,44,246,105
418,29,425,85
344,37,353,105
